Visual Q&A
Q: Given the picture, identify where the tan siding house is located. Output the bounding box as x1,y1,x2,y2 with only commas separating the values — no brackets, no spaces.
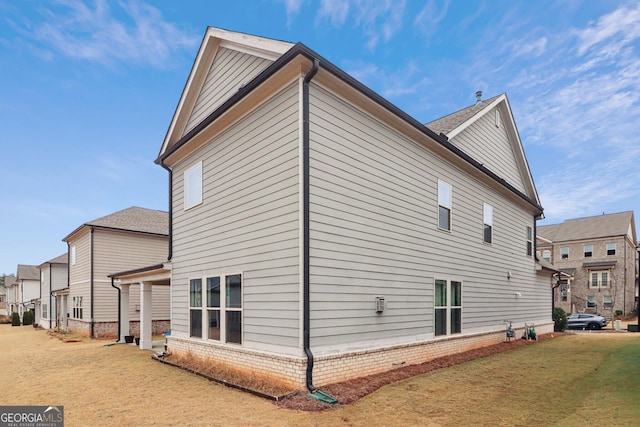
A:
62,206,170,338
38,253,68,330
156,28,552,390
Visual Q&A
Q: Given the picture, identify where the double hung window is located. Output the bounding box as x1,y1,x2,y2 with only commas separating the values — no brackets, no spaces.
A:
435,279,462,336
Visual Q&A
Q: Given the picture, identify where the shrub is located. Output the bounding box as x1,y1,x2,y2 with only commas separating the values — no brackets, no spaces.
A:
553,307,567,332
615,310,623,316
22,310,33,326
11,312,21,326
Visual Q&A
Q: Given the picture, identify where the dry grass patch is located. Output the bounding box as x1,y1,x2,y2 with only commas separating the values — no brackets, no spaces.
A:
160,352,297,400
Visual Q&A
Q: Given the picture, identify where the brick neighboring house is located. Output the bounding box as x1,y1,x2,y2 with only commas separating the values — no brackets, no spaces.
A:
537,211,637,316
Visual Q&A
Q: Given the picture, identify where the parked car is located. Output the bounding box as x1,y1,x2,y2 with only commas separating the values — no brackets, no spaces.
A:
566,313,608,330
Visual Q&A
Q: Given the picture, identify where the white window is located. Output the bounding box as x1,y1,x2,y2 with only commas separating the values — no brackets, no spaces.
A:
603,295,613,308
438,180,452,231
72,296,83,319
560,247,569,260
584,245,593,258
434,279,462,336
606,243,616,256
70,246,76,266
542,250,551,262
190,273,242,344
184,161,203,210
483,203,493,244
42,303,48,320
587,295,596,308
526,226,533,256
590,271,609,288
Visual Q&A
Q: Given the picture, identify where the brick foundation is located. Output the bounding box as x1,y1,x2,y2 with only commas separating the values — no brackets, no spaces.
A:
168,322,553,389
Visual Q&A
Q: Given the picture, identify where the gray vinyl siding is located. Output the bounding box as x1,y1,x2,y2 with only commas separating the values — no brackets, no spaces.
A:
69,228,91,287
448,108,526,194
308,83,548,350
183,47,273,136
92,230,168,322
171,81,301,351
127,284,171,320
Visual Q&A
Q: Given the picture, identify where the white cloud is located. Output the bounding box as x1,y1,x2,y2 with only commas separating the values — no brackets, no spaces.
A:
343,59,430,100
575,2,640,56
317,0,350,27
278,0,304,27
31,0,198,67
413,0,449,37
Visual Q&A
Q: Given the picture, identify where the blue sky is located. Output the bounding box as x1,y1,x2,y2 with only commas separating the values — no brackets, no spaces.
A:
1,0,639,275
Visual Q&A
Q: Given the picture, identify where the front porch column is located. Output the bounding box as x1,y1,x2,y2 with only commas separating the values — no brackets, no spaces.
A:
139,281,152,350
120,284,130,342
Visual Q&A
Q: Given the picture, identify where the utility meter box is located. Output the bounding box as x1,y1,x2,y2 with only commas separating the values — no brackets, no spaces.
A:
375,296,385,313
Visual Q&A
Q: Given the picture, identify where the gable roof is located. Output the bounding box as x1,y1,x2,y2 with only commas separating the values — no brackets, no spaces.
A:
159,27,294,157
426,94,502,135
17,264,40,280
157,27,543,217
3,274,16,287
538,211,635,243
426,94,540,207
63,206,169,242
39,253,68,269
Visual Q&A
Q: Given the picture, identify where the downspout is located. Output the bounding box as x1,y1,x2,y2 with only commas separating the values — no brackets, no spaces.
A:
624,239,627,313
111,277,121,342
158,164,173,261
90,227,95,339
49,262,52,328
65,241,70,330
303,58,320,393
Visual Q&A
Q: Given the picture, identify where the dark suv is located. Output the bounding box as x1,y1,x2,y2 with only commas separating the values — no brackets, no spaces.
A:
566,313,608,330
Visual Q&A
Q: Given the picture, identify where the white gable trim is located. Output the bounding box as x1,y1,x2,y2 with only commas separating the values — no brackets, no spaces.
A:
159,27,293,158
445,94,540,207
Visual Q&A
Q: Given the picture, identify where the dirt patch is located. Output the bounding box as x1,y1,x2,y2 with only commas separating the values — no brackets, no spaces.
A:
278,332,569,411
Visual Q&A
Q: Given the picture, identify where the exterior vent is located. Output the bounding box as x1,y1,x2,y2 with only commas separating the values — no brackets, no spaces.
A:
375,296,385,313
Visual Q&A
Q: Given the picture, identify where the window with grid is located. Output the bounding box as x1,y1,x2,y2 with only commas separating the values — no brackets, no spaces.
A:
189,278,203,338
526,226,533,256
190,273,243,344
590,271,609,288
435,279,462,337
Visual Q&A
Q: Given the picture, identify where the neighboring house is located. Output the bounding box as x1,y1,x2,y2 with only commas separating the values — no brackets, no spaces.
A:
155,27,552,390
38,253,68,330
4,274,16,316
0,284,6,316
537,211,637,317
13,265,40,320
61,206,170,338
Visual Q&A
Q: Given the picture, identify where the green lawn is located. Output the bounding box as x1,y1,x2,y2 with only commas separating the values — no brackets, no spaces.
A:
366,333,640,426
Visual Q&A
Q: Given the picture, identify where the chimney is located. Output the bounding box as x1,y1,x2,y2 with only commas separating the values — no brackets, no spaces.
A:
475,90,483,104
